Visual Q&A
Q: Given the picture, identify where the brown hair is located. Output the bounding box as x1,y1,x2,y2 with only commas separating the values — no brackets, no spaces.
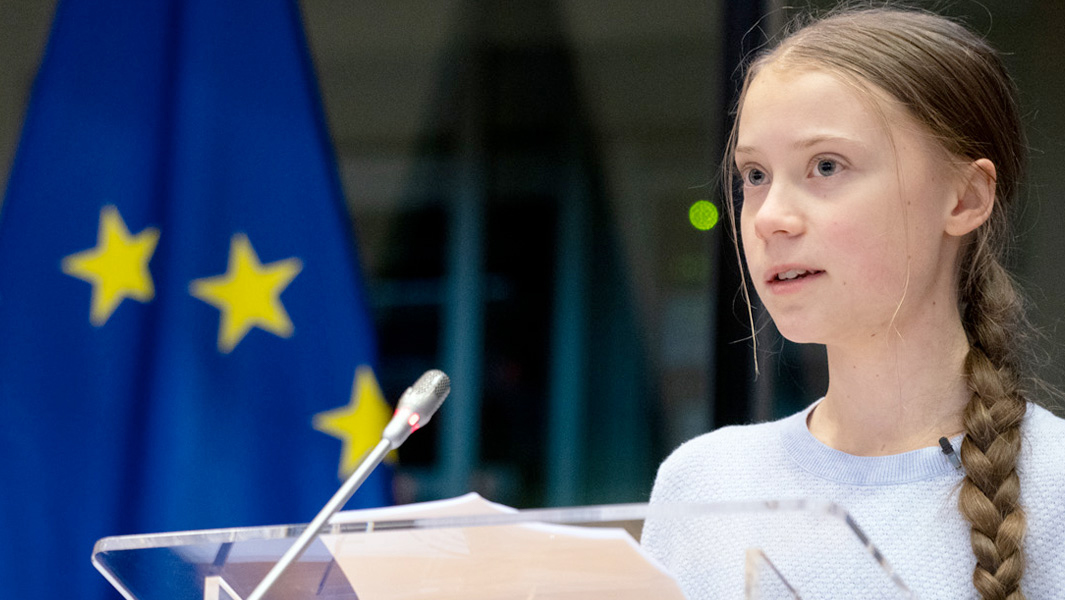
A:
726,7,1032,599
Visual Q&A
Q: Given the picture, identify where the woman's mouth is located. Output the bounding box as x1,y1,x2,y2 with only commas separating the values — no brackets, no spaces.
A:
765,267,825,292
773,268,823,282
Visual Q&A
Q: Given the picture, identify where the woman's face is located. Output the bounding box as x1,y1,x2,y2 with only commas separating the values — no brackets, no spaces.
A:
735,66,963,348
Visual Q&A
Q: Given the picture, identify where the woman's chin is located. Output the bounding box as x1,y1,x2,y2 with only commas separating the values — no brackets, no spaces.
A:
770,322,824,345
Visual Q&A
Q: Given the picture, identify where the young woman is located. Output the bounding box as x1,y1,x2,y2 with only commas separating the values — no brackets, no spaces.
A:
643,7,1065,600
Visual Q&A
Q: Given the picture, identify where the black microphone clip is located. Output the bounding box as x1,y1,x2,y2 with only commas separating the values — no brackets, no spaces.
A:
939,436,962,470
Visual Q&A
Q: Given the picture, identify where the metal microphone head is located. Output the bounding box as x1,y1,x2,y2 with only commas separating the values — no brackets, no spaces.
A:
382,369,450,448
402,369,450,413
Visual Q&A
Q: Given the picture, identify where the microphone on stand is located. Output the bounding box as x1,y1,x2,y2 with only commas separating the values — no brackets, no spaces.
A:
246,369,451,600
382,369,450,447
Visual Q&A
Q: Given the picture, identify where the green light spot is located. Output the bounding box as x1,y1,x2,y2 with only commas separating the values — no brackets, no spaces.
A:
689,200,719,231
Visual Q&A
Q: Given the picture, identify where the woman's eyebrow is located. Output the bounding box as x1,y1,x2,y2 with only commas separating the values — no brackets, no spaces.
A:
734,144,757,156
735,134,861,157
793,133,861,149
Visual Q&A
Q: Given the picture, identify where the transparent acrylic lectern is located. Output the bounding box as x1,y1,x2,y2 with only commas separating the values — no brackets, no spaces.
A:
92,495,914,600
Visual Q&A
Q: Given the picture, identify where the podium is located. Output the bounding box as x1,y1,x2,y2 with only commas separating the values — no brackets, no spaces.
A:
93,495,914,599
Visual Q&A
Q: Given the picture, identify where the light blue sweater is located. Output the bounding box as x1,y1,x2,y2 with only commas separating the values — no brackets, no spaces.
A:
643,401,1065,599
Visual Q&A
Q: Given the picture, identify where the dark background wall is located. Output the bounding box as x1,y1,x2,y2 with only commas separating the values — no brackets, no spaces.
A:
1,0,1062,508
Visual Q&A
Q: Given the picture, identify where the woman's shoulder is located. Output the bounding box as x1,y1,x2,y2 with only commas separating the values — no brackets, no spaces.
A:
663,418,784,464
1021,402,1065,481
665,406,807,463
1025,401,1065,434
649,406,810,503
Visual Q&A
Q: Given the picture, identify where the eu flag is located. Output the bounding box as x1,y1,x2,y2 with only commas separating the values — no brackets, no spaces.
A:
0,1,392,598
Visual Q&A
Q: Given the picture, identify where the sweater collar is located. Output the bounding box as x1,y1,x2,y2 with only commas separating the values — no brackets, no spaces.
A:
779,399,963,485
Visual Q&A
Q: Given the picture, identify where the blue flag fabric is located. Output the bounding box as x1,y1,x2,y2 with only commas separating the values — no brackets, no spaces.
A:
0,1,391,598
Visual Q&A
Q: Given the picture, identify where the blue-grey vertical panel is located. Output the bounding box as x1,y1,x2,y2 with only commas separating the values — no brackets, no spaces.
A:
546,161,588,507
438,157,485,498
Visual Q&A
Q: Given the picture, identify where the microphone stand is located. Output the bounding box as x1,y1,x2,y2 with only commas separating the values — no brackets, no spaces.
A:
244,369,449,600
245,438,392,600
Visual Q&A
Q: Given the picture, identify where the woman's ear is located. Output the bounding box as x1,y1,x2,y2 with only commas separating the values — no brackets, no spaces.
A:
945,158,996,237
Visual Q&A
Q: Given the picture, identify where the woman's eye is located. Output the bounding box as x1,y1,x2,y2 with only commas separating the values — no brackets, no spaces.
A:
814,158,839,177
744,168,768,186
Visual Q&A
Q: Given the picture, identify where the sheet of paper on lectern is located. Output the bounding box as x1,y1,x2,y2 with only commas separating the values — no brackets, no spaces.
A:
318,493,686,600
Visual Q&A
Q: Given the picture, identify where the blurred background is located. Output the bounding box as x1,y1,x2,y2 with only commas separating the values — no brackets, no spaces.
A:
1,0,1063,517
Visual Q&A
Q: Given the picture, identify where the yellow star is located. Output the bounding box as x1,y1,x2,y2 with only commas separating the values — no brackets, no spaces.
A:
313,366,396,479
189,233,302,353
62,205,160,326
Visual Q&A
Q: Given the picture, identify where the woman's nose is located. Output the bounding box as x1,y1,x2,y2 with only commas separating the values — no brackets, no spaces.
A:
751,181,804,240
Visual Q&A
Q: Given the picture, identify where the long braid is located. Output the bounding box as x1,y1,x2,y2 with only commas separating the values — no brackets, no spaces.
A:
959,250,1029,599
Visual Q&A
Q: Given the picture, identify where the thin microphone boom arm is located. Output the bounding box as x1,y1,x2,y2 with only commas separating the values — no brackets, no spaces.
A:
245,369,450,600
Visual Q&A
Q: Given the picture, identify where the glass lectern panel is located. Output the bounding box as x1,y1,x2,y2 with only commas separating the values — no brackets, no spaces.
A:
92,495,913,599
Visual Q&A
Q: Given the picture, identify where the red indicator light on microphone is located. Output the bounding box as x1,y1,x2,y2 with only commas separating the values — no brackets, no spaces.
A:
407,412,421,430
